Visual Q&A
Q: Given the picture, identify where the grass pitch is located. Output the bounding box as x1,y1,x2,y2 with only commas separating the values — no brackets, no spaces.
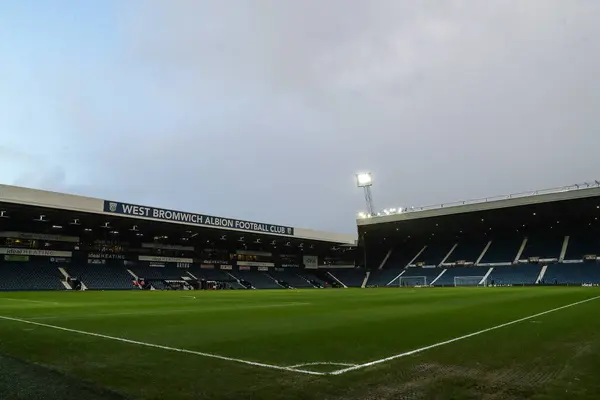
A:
1,287,599,400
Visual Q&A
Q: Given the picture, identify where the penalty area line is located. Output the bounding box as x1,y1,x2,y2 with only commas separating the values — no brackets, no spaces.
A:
329,295,600,375
0,315,326,376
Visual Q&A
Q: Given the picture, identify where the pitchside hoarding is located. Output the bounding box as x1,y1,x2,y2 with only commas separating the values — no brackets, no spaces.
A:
103,201,294,236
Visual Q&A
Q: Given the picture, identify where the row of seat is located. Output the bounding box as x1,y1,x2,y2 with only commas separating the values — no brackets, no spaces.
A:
366,264,600,287
381,235,600,269
1,262,600,291
0,263,65,291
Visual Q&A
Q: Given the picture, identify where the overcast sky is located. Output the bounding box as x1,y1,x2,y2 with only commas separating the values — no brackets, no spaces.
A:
0,1,599,234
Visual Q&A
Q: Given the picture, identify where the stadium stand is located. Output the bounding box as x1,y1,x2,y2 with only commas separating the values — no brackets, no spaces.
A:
231,270,282,289
412,242,452,267
478,236,522,264
299,271,330,288
431,266,490,286
357,182,600,289
190,267,247,289
0,262,65,291
519,234,563,261
268,270,315,288
188,266,230,281
542,263,600,285
399,267,442,284
4,182,600,291
445,238,488,265
130,265,188,281
326,269,366,287
563,234,600,261
483,265,542,286
67,263,134,290
366,268,404,286
380,241,423,269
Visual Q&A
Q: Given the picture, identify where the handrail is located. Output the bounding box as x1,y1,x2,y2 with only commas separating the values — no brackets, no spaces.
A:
359,181,600,219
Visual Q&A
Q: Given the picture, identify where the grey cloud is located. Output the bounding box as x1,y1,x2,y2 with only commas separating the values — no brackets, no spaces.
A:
4,0,600,233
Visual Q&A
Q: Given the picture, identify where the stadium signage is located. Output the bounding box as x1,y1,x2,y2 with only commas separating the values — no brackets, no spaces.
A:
281,264,299,268
257,266,269,271
0,248,72,257
237,261,275,267
88,253,125,260
50,257,71,264
303,255,318,268
88,259,106,265
0,231,79,243
236,250,272,256
142,243,194,251
4,255,29,262
139,255,193,263
478,262,512,267
104,201,295,236
203,259,227,265
219,265,233,270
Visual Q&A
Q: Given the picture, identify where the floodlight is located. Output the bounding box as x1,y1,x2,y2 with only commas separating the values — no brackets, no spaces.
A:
358,212,367,219
356,172,373,187
355,171,375,217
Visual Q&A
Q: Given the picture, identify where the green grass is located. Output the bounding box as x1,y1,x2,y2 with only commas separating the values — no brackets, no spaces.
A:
1,287,600,399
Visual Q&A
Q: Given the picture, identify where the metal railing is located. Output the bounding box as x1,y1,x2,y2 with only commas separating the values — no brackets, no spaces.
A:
359,181,600,219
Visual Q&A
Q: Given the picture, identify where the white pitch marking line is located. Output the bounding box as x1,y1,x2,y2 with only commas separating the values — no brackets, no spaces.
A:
329,295,600,375
288,362,357,368
0,315,326,376
3,295,597,377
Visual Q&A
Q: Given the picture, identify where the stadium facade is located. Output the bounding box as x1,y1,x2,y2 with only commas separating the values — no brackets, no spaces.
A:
1,182,600,291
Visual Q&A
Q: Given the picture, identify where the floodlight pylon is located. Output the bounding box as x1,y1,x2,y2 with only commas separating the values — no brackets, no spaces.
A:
356,172,375,216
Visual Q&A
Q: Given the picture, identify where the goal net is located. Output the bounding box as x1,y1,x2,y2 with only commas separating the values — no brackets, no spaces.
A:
398,276,427,287
454,276,486,287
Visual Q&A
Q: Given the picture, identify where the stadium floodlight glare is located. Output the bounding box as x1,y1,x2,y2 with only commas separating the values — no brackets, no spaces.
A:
356,172,373,187
355,172,375,216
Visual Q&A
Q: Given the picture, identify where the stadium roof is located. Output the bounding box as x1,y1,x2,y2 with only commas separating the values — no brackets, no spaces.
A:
0,185,356,245
355,182,600,245
357,182,600,228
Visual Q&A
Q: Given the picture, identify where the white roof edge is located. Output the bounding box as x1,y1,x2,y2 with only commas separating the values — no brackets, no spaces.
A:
0,184,356,244
357,182,600,226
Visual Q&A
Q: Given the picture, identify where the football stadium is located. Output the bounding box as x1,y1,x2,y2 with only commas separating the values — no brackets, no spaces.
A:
1,182,600,400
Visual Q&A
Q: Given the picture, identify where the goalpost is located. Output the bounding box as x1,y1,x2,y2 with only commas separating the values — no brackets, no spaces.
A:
454,276,487,287
398,276,427,287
